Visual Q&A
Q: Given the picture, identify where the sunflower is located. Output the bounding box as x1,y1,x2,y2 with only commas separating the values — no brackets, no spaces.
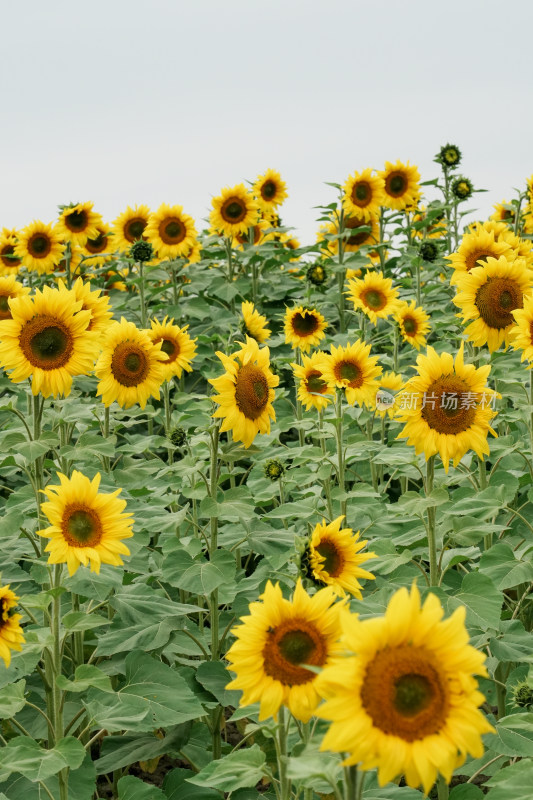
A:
447,229,512,286
346,271,400,324
209,336,278,448
453,256,533,351
396,343,497,472
379,161,421,212
436,143,462,169
252,169,288,212
147,317,197,380
113,205,151,253
412,206,447,240
225,579,343,722
510,294,533,365
319,341,382,406
241,301,271,343
15,221,65,274
0,585,24,667
0,276,30,321
343,214,379,252
38,470,133,576
317,583,494,794
95,318,167,409
56,202,102,247
291,351,334,411
395,300,431,350
233,219,270,249
342,168,385,221
284,306,327,353
0,233,22,276
68,278,113,337
369,370,404,418
304,516,375,598
81,223,114,267
144,203,198,260
0,284,97,397
210,184,259,238
491,200,515,225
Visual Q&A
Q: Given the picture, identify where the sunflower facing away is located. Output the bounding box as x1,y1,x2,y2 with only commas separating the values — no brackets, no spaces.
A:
396,343,497,472
304,516,375,598
0,585,24,667
284,305,327,353
317,583,494,794
144,203,198,260
0,232,22,276
291,351,334,412
395,300,431,350
342,168,385,221
15,221,65,274
252,169,288,212
379,160,421,212
453,256,533,351
319,341,382,406
447,228,512,286
0,284,97,397
241,301,271,343
210,184,259,238
56,202,102,247
343,213,379,252
225,579,343,722
147,317,197,380
38,470,133,576
113,205,151,253
95,318,167,409
346,271,400,324
510,294,533,365
81,223,114,267
209,336,279,448
0,275,30,321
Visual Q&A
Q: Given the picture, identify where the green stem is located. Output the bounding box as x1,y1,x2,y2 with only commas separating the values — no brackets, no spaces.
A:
529,370,533,458
437,774,449,800
209,422,221,759
64,242,72,290
337,208,346,333
318,410,334,518
102,405,111,473
277,706,291,800
415,256,421,306
225,239,235,313
335,391,346,517
295,349,305,447
51,565,68,800
163,381,174,465
443,168,452,254
393,325,399,372
171,264,179,306
138,261,147,328
378,209,386,270
426,456,439,586
344,764,358,800
366,418,378,492
479,459,492,551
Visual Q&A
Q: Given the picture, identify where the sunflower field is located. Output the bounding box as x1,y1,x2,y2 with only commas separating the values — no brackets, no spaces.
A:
1,149,533,800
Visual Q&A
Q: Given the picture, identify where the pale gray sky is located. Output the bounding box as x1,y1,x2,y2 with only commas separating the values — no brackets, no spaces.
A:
2,0,531,241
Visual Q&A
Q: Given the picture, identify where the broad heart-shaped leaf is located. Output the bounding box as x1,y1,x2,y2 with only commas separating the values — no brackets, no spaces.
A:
108,585,202,626
447,572,503,631
443,485,507,518
94,725,190,775
0,752,96,800
195,661,241,707
448,786,484,800
286,745,341,792
485,758,533,799
394,487,449,516
480,542,533,590
490,620,533,663
163,768,221,800
56,664,113,693
117,775,165,799
487,712,533,757
0,736,85,781
0,679,25,718
162,548,236,595
187,745,267,791
61,611,112,632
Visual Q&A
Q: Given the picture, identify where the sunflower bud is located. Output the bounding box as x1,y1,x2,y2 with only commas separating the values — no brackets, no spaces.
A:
419,241,439,262
451,177,474,201
513,681,533,709
169,427,187,448
306,263,328,286
264,459,285,480
436,143,462,169
130,240,154,263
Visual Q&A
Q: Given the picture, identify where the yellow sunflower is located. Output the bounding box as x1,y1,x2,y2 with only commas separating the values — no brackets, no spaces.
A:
147,317,197,380
395,300,431,350
291,351,334,412
95,318,167,409
346,271,400,324
0,275,30,321
241,301,271,343
81,223,114,267
490,200,515,225
342,168,385,221
209,336,279,448
305,516,375,598
317,583,494,794
499,228,533,265
0,585,24,667
453,256,533,351
319,341,382,406
225,579,343,722
15,221,65,274
67,278,113,337
56,202,102,247
0,233,22,277
379,161,421,211
447,229,512,286
252,168,288,212
144,203,198,260
412,206,447,240
233,219,270,249
369,370,404,419
510,294,533,365
38,470,133,576
396,343,497,472
0,284,97,397
210,184,259,238
343,213,379,252
113,205,151,253
284,306,327,353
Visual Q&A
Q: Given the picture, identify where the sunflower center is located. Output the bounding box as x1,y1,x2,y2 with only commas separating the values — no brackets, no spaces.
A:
261,180,277,200
475,276,523,329
28,234,52,258
62,505,103,547
464,250,494,272
234,363,269,420
363,289,386,310
159,218,186,245
336,360,361,385
306,370,328,395
19,316,74,370
345,217,372,247
66,210,88,232
386,173,407,197
361,645,448,741
124,218,147,242
221,199,247,224
352,181,371,207
403,316,417,334
111,342,150,387
0,244,21,267
292,311,319,336
85,232,108,254
421,375,477,433
262,619,327,686
316,538,343,576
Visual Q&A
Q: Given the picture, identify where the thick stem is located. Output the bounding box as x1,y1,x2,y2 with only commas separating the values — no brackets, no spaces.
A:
208,423,221,759
277,706,291,800
138,261,147,328
51,565,68,800
426,456,439,586
163,381,174,465
479,459,492,551
225,239,235,313
64,242,72,290
415,256,421,306
337,209,346,333
393,325,399,372
294,349,305,447
437,774,449,800
318,410,334,518
335,391,346,518
366,418,378,492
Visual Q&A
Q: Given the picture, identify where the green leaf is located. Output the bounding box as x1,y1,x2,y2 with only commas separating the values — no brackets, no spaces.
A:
395,488,449,516
448,786,484,800
485,758,533,799
447,573,503,631
480,543,533,591
286,745,341,791
187,745,267,791
163,768,221,800
95,725,190,775
162,549,235,595
61,611,111,632
117,775,166,799
195,661,241,707
0,679,25,718
488,713,533,757
56,665,113,693
94,620,176,657
0,736,85,781
109,585,202,625
444,486,506,518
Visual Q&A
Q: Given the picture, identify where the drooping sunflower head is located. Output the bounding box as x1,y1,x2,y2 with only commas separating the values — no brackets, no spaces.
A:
15,220,65,275
436,142,462,169
304,516,375,598
82,223,114,267
342,168,385,221
284,306,327,353
210,184,259,238
225,579,343,722
343,213,379,252
252,169,288,212
113,205,151,253
56,202,102,247
317,582,494,794
346,270,400,324
319,340,382,407
379,160,421,211
394,300,430,350
369,370,404,418
241,301,271,344
144,203,198,260
510,294,533,365
38,470,134,576
209,336,279,448
0,233,22,276
0,275,30,321
291,350,334,412
447,229,513,286
147,317,197,381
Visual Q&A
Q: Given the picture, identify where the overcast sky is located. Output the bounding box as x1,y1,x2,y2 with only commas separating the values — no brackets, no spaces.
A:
2,0,531,242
